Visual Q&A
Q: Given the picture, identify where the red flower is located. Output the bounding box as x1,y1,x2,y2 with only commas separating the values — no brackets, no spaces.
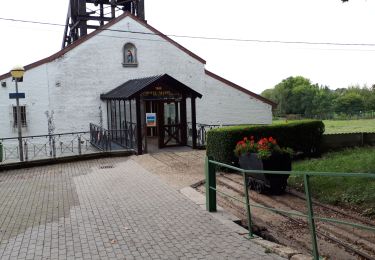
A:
268,137,277,145
235,135,291,159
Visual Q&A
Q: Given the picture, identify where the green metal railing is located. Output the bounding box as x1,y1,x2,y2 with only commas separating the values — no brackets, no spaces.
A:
205,156,375,260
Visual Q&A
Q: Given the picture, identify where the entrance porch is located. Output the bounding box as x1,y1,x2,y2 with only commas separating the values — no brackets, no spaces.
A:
97,74,202,154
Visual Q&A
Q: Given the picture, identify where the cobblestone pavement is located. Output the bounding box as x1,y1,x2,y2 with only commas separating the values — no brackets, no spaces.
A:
0,156,284,259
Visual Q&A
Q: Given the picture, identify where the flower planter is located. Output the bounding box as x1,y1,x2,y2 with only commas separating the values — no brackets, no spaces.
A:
239,152,291,194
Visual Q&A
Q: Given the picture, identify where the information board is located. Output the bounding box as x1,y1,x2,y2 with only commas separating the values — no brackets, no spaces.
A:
146,113,156,127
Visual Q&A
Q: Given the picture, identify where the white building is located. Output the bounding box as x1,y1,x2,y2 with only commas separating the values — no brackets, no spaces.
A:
0,11,274,154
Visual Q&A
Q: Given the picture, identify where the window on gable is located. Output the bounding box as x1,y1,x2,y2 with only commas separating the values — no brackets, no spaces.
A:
123,43,138,67
12,106,27,127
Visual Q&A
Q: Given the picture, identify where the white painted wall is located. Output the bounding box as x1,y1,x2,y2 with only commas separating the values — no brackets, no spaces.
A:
200,74,272,125
0,65,50,137
0,15,272,138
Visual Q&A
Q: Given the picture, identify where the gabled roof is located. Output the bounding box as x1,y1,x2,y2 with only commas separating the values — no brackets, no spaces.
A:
100,74,202,100
0,12,274,108
204,70,277,108
0,12,206,81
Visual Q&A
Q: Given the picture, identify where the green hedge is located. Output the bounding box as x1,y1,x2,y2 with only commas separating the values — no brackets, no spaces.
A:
206,120,325,165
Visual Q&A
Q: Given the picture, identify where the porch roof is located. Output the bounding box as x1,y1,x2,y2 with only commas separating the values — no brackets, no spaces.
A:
100,74,202,100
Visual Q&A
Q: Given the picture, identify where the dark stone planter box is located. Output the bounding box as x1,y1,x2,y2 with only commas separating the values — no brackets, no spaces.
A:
239,153,291,193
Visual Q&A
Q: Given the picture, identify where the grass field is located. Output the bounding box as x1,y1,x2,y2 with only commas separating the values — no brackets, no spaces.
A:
289,147,375,217
323,119,375,134
273,118,375,134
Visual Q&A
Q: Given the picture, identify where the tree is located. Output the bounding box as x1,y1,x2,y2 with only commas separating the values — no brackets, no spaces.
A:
334,92,365,114
311,86,336,118
261,89,276,103
288,84,317,115
262,76,318,116
364,94,375,111
337,85,375,112
261,76,373,118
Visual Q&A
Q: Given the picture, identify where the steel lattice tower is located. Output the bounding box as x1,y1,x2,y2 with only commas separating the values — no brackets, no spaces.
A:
62,0,145,49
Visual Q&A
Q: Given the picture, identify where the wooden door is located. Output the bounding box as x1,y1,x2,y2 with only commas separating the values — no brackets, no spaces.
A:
158,101,184,148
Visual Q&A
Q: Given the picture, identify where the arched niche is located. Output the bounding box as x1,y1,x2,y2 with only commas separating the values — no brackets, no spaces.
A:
123,43,138,67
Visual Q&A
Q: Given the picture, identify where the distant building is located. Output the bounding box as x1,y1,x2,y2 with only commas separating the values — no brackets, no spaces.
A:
0,3,274,154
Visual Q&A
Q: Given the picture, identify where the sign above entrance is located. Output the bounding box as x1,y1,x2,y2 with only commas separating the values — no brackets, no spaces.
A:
146,113,156,127
141,86,182,100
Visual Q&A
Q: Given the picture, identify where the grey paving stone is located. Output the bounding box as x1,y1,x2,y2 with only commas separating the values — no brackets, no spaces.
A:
0,157,285,259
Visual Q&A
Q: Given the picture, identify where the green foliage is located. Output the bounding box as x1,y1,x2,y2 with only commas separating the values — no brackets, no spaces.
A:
334,92,364,114
289,147,375,217
311,87,336,117
261,76,375,118
262,76,315,115
206,120,324,165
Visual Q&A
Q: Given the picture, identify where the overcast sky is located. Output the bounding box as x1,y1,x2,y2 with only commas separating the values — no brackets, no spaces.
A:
1,0,375,94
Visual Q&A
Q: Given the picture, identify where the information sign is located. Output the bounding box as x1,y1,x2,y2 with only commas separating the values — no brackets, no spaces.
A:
146,113,157,127
9,93,25,99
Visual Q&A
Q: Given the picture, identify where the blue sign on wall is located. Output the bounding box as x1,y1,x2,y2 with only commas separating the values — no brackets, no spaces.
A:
9,93,25,99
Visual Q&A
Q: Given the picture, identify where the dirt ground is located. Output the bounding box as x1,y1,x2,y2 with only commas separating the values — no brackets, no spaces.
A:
132,149,206,190
195,173,375,260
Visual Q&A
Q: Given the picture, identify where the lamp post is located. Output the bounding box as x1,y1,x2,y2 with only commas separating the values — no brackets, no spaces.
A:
10,66,25,162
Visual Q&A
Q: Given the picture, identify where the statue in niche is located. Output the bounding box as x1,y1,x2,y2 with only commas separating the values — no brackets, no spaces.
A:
127,49,134,63
123,43,137,66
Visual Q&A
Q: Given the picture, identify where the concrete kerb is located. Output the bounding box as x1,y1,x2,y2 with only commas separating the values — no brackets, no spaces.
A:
180,186,313,260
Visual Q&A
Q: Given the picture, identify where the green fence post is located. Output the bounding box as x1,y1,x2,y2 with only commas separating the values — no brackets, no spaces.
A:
242,172,254,239
205,156,217,212
304,174,319,260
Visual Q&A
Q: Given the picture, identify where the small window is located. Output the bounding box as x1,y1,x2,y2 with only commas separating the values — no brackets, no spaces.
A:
123,43,138,67
13,106,27,127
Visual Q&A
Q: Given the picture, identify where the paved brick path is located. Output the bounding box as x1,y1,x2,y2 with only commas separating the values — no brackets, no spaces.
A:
0,157,284,259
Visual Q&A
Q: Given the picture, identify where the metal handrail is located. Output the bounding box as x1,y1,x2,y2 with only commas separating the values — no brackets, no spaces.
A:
209,160,375,178
89,123,138,151
187,123,265,147
205,156,375,260
0,131,89,141
0,130,132,164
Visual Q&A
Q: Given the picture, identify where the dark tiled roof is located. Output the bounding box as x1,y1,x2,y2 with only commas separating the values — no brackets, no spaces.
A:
100,74,202,100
